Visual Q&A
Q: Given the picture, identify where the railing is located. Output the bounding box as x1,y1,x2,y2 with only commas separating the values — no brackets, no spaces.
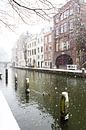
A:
67,65,77,70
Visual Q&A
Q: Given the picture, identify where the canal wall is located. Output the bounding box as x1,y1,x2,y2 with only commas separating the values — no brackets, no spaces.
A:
12,66,86,78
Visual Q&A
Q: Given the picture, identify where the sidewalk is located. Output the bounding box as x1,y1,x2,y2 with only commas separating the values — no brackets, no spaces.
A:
0,91,20,130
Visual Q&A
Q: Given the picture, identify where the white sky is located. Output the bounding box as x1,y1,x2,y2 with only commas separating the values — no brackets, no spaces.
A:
0,0,71,59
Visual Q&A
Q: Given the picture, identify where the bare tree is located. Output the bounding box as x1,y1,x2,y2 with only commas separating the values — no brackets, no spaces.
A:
18,32,29,66
0,0,58,29
8,0,56,21
75,24,86,68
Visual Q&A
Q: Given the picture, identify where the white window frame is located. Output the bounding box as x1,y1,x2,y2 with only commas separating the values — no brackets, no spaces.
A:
61,25,64,33
69,20,73,30
70,8,73,15
64,22,68,32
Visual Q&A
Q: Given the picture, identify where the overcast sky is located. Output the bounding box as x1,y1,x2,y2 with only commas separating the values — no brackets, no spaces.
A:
0,0,70,59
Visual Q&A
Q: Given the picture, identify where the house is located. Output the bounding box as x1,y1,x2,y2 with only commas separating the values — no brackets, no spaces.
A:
53,0,86,69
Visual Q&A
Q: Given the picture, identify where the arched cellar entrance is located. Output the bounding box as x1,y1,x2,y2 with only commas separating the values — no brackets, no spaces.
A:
55,54,73,68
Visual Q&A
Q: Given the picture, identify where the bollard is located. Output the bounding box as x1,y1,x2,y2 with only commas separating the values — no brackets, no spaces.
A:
25,78,30,93
5,69,8,84
15,73,18,90
82,68,85,75
0,74,2,80
60,92,69,121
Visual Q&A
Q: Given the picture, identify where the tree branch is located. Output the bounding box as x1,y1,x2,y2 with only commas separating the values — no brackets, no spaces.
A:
11,0,53,11
9,0,55,21
0,18,15,31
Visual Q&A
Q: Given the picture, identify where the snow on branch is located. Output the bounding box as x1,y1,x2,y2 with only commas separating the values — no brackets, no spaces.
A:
9,0,56,22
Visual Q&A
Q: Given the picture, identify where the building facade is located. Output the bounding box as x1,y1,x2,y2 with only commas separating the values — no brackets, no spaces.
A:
44,29,55,68
12,0,86,69
12,33,29,67
27,32,44,68
16,39,26,67
53,0,86,69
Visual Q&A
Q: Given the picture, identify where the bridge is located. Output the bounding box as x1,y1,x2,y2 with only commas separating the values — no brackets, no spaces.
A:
0,61,11,67
0,61,10,64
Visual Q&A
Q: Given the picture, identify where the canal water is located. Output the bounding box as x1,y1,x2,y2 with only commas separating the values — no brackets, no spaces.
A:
0,67,86,130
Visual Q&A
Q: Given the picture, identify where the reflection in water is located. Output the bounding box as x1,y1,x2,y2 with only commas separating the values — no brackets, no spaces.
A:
60,119,69,130
13,69,86,130
13,69,62,129
5,76,8,85
67,78,77,87
25,92,30,103
0,67,86,130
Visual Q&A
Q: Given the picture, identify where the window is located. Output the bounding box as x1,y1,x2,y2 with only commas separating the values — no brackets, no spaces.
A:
74,3,80,13
60,41,70,50
28,50,29,56
34,42,36,46
48,54,51,59
41,46,43,52
65,9,69,18
41,55,43,59
70,8,73,15
38,62,40,67
34,49,36,55
45,62,47,66
60,23,68,33
64,23,68,32
38,47,39,53
63,42,67,50
69,20,73,30
61,25,64,33
67,41,70,49
49,46,52,51
45,46,48,52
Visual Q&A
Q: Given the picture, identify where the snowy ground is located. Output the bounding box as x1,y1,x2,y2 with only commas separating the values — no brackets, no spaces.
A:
0,91,20,130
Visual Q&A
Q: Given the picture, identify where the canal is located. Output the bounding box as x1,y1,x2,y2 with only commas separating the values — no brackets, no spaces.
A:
0,67,86,130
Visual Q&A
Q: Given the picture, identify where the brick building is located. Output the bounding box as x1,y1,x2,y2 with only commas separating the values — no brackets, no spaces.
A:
53,0,86,69
44,28,55,68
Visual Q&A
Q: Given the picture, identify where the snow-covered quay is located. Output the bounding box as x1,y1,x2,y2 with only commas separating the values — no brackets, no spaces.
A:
13,66,86,78
0,91,20,130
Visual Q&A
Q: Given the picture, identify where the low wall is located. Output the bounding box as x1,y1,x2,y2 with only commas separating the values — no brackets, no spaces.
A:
12,66,86,78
